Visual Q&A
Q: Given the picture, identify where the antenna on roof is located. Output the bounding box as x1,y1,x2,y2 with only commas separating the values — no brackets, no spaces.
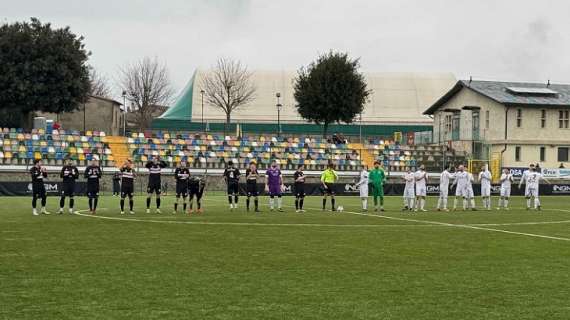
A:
547,79,551,87
468,76,472,86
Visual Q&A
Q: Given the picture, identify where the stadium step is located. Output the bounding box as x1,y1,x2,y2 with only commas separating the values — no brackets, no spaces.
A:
349,143,374,167
107,136,131,167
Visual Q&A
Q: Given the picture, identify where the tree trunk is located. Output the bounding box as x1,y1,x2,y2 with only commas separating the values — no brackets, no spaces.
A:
322,122,329,139
225,112,231,135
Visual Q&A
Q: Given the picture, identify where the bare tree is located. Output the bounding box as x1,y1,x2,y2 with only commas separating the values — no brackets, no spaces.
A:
200,58,256,130
119,57,174,130
89,68,112,98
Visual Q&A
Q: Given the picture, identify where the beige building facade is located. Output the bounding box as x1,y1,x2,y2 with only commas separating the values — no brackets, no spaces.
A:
425,80,570,169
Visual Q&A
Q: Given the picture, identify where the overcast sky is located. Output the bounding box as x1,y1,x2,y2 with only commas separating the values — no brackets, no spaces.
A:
3,0,570,99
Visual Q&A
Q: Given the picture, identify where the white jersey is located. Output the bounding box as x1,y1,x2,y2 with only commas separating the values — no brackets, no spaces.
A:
357,170,369,197
466,173,475,198
523,171,542,190
404,172,415,190
454,171,469,196
479,170,492,197
403,172,415,198
440,170,453,188
500,173,513,189
414,170,427,189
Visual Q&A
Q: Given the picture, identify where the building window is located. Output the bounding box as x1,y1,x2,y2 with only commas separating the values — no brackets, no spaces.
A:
516,109,522,128
540,146,546,162
558,147,569,162
515,146,521,162
485,110,490,129
452,112,460,141
541,109,546,128
472,110,480,140
559,110,569,129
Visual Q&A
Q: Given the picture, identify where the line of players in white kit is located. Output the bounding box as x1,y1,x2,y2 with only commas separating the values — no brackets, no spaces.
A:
399,162,549,212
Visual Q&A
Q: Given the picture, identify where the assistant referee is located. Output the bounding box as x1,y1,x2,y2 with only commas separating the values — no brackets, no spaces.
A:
321,163,339,211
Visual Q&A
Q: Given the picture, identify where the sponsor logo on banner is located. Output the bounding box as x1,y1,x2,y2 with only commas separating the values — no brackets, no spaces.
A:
503,167,528,178
552,185,570,194
559,169,570,178
541,168,558,178
427,185,440,194
344,184,360,193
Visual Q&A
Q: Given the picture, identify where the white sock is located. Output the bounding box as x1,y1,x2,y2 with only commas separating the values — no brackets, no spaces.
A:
463,199,467,210
362,198,368,210
534,198,540,208
269,198,274,209
526,198,531,208
443,197,448,209
420,199,425,210
277,197,282,209
437,197,442,209
453,198,458,209
470,199,476,208
504,199,509,208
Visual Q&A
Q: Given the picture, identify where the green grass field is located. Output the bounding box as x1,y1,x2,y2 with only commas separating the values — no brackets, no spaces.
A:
1,195,569,319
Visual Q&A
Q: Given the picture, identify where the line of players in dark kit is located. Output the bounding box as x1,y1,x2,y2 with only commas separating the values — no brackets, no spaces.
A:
30,156,327,215
29,156,205,215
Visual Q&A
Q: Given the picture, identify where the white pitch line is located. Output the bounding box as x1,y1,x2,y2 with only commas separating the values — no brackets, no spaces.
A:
470,220,570,226
72,212,439,228
332,207,570,242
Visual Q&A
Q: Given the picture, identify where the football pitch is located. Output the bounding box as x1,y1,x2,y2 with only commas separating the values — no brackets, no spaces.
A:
1,195,569,320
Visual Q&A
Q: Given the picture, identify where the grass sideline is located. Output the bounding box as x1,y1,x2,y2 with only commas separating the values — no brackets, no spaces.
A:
1,195,569,320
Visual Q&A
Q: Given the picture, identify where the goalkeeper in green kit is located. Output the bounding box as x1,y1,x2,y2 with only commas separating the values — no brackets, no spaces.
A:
369,161,386,212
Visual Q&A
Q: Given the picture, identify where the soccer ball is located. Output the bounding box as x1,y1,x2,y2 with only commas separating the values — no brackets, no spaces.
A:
337,206,344,212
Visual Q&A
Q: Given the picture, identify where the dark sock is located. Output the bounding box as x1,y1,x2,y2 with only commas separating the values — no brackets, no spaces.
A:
129,199,134,211
41,197,46,207
246,197,250,210
300,198,304,210
228,196,233,204
189,200,193,210
32,196,37,209
146,197,151,209
183,202,187,211
69,198,74,209
254,198,258,210
59,197,65,208
295,198,299,210
156,197,161,209
234,195,238,204
322,198,326,209
120,199,125,211
197,200,202,209
93,198,98,210
174,202,178,211
332,198,336,210
89,198,93,210
380,196,384,206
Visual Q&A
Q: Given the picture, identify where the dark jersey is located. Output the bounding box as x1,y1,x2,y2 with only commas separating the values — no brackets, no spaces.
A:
30,166,47,184
245,168,259,184
120,166,136,189
84,166,102,184
145,161,167,185
174,167,190,186
294,171,306,186
224,167,240,184
112,172,121,181
60,165,79,183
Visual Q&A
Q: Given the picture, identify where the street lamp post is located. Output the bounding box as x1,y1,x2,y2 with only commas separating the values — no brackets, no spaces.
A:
276,92,282,138
200,89,205,133
122,90,127,136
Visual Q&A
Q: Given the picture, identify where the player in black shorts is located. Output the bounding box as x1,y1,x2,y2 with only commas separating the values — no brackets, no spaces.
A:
188,175,205,214
245,162,260,212
294,165,306,213
145,156,167,214
58,158,79,214
120,160,136,214
223,160,240,211
30,159,49,215
84,159,102,214
173,160,190,214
